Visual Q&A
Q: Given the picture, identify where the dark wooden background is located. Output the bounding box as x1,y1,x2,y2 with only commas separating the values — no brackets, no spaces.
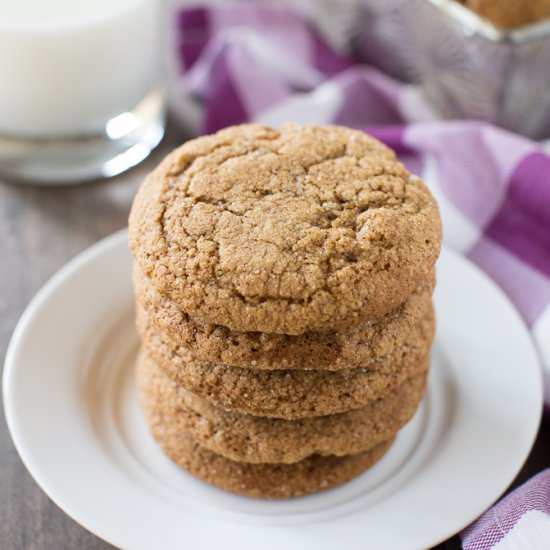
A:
0,122,547,550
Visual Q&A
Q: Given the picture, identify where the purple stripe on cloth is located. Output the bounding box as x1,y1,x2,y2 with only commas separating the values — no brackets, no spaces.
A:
310,32,353,76
362,125,410,154
403,122,517,228
176,6,208,31
202,53,249,134
469,236,550,326
177,41,206,74
485,152,550,280
176,7,210,71
229,45,291,118
461,469,550,549
480,124,537,183
333,71,403,127
209,5,314,67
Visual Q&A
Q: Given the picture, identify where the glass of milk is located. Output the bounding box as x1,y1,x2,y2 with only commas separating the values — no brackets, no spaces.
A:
0,0,165,184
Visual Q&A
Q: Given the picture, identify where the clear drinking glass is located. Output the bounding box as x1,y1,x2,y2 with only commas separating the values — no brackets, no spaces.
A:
0,0,165,184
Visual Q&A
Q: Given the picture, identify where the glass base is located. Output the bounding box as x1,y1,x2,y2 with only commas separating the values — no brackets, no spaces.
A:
0,89,165,185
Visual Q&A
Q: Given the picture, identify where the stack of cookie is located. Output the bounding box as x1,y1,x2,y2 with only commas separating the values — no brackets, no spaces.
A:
129,124,441,499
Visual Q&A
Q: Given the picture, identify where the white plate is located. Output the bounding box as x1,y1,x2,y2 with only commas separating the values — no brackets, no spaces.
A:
3,231,542,550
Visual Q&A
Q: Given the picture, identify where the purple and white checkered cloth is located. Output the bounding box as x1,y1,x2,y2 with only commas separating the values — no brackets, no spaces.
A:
172,4,550,547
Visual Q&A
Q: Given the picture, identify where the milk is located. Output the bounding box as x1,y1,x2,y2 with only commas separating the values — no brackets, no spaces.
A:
0,0,159,137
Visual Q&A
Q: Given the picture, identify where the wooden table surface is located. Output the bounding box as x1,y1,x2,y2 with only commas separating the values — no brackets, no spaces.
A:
0,123,547,550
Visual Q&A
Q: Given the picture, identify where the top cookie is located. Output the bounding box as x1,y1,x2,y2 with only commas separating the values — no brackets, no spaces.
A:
129,124,441,334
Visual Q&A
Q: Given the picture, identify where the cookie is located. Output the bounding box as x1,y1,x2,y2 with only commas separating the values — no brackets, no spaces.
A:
136,307,433,419
141,422,394,499
137,351,426,464
465,0,550,28
134,264,434,371
129,123,441,334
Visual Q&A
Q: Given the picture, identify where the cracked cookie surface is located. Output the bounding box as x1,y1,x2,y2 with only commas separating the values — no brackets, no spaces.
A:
136,305,433,419
137,351,426,464
129,124,441,334
134,264,434,370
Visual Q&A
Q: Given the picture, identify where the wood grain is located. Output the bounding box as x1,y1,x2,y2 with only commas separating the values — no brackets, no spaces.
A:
0,121,545,550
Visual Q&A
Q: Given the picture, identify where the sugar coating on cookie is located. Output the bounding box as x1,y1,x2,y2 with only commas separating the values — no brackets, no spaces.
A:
136,305,433,419
129,124,441,334
134,264,435,371
140,411,394,499
137,351,427,464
